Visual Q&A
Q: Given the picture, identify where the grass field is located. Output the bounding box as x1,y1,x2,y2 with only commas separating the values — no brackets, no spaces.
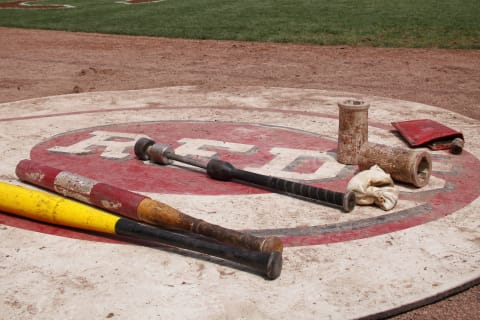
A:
0,0,479,48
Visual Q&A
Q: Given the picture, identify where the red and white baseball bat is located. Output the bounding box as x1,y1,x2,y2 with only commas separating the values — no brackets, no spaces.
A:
16,159,283,253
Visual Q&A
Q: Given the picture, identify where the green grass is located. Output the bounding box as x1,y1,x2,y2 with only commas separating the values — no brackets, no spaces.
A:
0,0,479,48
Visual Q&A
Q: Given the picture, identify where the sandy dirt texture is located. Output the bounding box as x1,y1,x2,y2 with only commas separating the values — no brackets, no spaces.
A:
0,27,479,319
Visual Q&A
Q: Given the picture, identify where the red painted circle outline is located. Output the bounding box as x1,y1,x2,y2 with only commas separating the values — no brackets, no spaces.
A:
1,115,479,247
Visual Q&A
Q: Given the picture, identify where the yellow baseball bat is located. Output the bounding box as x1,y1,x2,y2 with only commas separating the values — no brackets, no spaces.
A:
0,182,282,280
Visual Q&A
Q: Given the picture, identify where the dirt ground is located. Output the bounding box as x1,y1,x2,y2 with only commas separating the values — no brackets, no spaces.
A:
1,27,479,319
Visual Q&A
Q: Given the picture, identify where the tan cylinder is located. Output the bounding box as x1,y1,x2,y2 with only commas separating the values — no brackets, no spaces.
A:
337,100,370,164
358,142,432,188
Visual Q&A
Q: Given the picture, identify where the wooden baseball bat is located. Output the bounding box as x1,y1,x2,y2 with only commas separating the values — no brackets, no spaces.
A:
16,159,283,253
0,181,282,280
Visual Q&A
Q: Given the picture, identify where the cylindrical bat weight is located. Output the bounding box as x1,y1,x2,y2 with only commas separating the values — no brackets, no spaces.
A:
149,143,174,165
358,142,432,188
337,100,370,165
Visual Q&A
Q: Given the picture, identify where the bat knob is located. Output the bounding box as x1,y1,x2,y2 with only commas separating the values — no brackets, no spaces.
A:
134,137,155,160
266,251,283,280
206,159,235,181
343,190,356,213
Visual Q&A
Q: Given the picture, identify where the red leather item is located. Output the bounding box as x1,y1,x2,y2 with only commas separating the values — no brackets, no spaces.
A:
391,119,464,151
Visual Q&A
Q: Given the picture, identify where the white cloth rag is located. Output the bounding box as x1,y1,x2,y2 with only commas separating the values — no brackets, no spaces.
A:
347,165,399,211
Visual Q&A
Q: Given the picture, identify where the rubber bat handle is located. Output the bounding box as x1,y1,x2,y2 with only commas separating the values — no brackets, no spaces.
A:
206,159,355,212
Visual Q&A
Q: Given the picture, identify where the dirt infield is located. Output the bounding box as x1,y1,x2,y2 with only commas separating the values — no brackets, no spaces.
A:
1,27,479,319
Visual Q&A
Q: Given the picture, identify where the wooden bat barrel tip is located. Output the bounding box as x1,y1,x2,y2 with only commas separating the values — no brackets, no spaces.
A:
260,237,284,253
266,251,283,280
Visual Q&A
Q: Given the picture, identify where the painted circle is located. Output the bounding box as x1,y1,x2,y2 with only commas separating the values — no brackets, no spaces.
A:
3,119,480,247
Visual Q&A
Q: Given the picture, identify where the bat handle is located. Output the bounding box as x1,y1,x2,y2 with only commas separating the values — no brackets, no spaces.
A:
207,159,355,212
116,219,282,280
137,199,283,253
238,170,356,212
193,220,283,253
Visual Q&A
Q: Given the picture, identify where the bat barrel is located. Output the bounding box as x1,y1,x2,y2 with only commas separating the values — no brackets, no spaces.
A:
115,219,282,280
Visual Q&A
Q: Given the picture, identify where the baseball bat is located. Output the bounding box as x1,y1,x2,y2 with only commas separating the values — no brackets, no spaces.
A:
134,138,356,212
206,159,355,212
15,159,283,253
0,181,282,280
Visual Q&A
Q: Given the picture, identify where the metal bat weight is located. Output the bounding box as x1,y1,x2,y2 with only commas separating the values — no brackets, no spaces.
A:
134,138,356,212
